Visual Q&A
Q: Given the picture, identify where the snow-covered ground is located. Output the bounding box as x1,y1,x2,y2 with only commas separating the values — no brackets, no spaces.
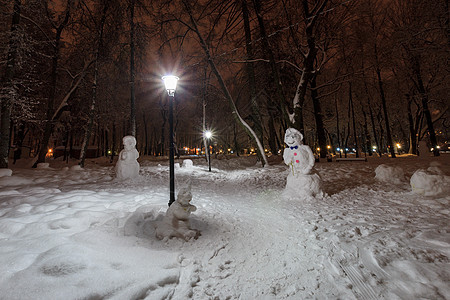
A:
0,153,449,299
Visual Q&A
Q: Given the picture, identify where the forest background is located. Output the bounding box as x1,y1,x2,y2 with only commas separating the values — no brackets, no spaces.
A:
0,0,448,169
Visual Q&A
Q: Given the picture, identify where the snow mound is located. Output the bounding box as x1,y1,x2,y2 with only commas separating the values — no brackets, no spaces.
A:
410,166,450,196
0,169,12,177
70,165,83,171
37,163,50,169
375,164,405,184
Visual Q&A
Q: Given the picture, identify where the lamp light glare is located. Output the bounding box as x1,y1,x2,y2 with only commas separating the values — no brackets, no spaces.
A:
162,75,179,96
204,130,212,139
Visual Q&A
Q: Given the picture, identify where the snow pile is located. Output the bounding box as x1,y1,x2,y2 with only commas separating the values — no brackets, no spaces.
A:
375,164,405,184
0,169,12,177
410,165,450,196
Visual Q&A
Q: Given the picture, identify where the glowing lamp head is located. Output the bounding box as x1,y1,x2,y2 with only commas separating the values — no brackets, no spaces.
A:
204,130,212,139
162,75,179,96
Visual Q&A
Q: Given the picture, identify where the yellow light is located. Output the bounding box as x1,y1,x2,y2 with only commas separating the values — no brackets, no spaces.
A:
396,143,401,149
317,148,320,151
48,148,53,153
327,145,331,149
437,145,440,149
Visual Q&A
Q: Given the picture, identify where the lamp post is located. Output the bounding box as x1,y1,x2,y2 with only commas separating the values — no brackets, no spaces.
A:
204,130,212,172
162,75,179,206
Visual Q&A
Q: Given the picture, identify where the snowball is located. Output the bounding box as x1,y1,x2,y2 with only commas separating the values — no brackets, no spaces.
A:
0,169,12,177
375,164,405,184
182,159,193,169
410,167,450,196
36,163,50,169
284,172,322,198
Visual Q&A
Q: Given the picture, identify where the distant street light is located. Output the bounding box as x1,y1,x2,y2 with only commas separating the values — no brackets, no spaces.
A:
162,75,179,206
204,130,212,172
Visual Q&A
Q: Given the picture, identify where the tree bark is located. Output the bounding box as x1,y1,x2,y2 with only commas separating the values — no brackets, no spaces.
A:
349,82,360,158
129,0,136,137
310,76,327,158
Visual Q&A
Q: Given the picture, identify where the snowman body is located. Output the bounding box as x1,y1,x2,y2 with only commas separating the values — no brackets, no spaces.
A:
115,136,140,180
155,187,200,241
283,128,322,198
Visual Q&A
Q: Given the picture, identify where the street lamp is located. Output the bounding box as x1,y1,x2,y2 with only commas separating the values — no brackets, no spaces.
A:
204,130,212,172
162,75,179,206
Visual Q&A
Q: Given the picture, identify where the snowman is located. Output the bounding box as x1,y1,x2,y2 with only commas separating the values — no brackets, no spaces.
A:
155,185,200,241
283,128,322,198
115,135,140,180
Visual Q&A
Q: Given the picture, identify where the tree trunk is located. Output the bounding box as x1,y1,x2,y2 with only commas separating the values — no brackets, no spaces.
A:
33,5,71,168
349,83,360,158
411,56,439,156
13,122,26,164
0,0,21,168
80,2,108,167
373,42,396,158
291,0,328,134
129,0,136,136
241,0,264,155
183,0,268,166
110,122,116,163
252,0,286,135
310,76,327,158
361,108,372,156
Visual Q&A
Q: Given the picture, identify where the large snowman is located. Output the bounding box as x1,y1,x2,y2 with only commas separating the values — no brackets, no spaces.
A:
115,135,140,180
283,128,322,198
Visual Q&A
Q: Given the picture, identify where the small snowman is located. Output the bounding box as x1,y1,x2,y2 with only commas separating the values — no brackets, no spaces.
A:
283,128,322,198
155,185,200,241
115,135,140,180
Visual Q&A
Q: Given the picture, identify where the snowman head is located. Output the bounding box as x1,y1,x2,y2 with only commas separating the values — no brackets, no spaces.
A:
122,135,136,151
284,128,303,147
177,187,192,205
